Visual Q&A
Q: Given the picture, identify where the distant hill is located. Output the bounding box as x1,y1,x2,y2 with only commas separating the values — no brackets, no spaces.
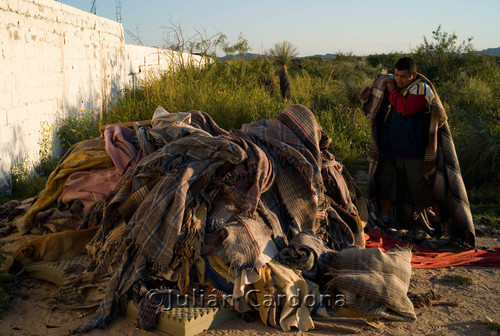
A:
218,52,338,60
218,53,263,60
307,53,337,58
217,48,499,61
476,47,500,56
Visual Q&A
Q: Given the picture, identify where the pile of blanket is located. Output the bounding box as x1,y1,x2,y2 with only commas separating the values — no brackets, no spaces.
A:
13,105,418,333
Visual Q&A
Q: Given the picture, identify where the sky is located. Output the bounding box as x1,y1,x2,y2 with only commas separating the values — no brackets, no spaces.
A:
57,0,500,56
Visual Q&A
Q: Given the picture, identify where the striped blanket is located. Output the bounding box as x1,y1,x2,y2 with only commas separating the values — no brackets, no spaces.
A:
56,105,370,332
361,73,475,247
325,247,416,322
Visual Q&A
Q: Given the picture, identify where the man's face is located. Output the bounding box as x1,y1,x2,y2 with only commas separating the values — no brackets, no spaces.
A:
394,69,415,89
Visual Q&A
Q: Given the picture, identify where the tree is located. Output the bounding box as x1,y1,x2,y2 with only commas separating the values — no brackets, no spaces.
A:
413,25,474,81
270,41,298,99
415,25,473,55
223,33,250,59
162,20,227,62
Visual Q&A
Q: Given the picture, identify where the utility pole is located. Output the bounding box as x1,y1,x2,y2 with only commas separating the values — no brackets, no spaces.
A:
90,0,96,14
115,0,122,23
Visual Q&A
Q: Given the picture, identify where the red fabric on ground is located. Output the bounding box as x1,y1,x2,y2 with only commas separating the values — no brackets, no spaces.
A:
365,229,500,269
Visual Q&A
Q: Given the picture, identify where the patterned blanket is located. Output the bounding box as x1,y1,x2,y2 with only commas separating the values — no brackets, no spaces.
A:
361,73,475,247
63,105,370,333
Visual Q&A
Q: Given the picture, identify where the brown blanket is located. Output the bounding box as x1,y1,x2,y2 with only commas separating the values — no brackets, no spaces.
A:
361,73,475,247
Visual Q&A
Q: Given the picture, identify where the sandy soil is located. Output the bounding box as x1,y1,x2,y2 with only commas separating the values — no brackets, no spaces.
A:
0,233,499,336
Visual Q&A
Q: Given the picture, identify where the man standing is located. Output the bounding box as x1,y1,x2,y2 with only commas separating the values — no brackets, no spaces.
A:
375,57,436,233
362,57,475,247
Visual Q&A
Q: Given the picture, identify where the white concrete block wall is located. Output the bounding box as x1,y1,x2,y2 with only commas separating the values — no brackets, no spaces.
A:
124,45,207,89
0,0,203,196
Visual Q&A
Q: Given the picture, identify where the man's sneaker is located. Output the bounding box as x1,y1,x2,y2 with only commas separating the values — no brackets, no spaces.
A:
416,210,435,234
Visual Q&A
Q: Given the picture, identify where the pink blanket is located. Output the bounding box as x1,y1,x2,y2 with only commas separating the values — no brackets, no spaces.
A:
59,125,143,211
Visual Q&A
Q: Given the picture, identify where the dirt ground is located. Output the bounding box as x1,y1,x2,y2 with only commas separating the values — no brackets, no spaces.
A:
0,232,499,336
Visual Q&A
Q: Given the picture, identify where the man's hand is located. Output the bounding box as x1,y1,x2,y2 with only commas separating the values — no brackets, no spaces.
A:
386,80,396,92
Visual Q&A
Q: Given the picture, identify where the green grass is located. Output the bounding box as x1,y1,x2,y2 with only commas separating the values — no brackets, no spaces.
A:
443,274,474,287
471,205,500,230
487,321,500,332
56,56,373,164
0,159,58,205
469,189,500,229
0,270,17,314
0,119,59,203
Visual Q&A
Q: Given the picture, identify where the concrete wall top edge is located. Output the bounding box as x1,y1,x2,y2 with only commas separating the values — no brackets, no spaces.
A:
32,0,122,28
3,0,123,36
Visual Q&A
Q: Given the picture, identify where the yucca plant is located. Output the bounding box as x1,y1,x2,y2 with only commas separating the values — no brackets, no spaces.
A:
270,41,298,99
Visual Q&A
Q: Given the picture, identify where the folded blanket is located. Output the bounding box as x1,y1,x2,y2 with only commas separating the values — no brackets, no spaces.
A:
325,247,416,322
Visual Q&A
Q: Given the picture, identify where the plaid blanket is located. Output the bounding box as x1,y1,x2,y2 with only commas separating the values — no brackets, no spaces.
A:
61,105,368,333
325,247,416,322
278,230,333,280
72,131,247,333
362,73,475,247
241,105,329,232
0,199,33,236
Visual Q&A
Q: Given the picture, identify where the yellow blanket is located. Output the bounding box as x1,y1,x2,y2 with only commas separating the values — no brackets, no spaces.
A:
20,150,113,234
